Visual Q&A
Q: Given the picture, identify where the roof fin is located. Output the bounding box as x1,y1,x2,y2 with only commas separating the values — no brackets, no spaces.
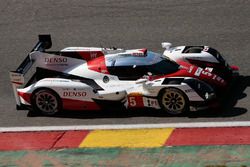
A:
161,42,172,50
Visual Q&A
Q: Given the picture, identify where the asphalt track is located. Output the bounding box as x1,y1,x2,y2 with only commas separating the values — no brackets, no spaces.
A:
0,0,249,127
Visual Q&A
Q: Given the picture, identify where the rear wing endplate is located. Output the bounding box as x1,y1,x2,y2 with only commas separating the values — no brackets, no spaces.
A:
10,35,52,106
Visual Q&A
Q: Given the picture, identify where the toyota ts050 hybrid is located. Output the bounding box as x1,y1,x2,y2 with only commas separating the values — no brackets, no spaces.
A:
10,35,239,116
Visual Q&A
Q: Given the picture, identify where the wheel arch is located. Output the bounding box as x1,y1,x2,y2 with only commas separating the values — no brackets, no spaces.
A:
30,87,63,115
31,87,61,99
158,86,190,103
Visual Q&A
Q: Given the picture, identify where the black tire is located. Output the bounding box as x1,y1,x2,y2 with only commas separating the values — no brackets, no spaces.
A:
158,88,189,115
31,88,62,116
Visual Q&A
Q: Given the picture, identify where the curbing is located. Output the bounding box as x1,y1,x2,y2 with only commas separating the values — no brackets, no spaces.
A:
0,126,250,151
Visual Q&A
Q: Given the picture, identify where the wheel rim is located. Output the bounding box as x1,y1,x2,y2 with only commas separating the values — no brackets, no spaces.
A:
162,89,185,114
35,91,58,114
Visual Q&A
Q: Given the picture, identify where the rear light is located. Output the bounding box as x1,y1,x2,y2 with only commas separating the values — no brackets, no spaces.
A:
230,65,239,71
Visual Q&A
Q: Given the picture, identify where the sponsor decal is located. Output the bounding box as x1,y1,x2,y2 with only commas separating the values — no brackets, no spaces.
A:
188,66,194,73
210,74,224,84
103,76,109,83
132,53,144,57
214,76,224,83
90,52,97,59
10,72,24,85
63,91,87,97
194,67,203,76
101,69,108,73
44,57,68,66
205,67,213,72
201,70,212,77
146,98,158,107
43,79,69,83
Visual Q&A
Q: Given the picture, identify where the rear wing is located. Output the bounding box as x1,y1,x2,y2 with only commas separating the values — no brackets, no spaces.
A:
15,35,52,74
10,35,52,106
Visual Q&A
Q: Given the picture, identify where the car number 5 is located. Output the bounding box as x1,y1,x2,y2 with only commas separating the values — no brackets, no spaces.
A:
128,97,137,107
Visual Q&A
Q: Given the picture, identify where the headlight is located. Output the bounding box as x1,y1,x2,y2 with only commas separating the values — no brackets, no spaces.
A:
183,78,215,100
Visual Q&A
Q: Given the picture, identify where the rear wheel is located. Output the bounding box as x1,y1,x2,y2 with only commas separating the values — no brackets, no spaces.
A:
31,89,62,116
158,88,189,115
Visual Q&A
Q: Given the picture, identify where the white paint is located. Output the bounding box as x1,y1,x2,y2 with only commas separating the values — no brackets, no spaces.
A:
0,121,250,132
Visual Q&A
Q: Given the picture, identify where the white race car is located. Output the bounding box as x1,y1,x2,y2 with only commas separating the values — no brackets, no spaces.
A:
10,35,219,116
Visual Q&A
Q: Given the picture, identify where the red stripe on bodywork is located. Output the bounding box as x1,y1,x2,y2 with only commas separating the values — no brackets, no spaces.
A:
87,56,109,74
17,92,31,103
153,61,227,87
78,51,104,61
177,60,227,87
62,98,101,110
138,48,147,54
165,127,250,146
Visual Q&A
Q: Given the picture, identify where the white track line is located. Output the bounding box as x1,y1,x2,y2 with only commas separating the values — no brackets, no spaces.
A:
0,121,250,132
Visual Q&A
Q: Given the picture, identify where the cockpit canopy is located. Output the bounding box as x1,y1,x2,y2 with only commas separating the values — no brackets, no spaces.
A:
106,51,180,80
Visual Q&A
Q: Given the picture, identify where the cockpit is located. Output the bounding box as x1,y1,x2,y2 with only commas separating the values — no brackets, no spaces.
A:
106,51,180,80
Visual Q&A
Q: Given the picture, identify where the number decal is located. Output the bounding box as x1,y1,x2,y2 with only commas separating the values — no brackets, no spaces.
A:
128,96,144,108
201,70,212,77
128,97,137,107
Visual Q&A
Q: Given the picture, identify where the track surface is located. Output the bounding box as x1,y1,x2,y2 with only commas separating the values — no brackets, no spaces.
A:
0,0,249,127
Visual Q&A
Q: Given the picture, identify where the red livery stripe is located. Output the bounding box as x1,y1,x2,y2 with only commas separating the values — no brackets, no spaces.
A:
87,56,109,74
78,51,104,61
17,92,31,103
62,98,101,110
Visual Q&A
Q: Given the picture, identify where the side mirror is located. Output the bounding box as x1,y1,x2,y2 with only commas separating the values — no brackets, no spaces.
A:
161,42,172,50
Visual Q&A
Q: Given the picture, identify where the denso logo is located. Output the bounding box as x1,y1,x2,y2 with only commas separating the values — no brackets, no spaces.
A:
63,92,87,97
45,57,67,63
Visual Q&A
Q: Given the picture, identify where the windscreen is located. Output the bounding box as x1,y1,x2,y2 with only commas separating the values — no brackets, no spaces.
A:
106,51,180,79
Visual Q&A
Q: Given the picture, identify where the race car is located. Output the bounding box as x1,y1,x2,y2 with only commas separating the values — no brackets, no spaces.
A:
161,42,239,81
10,35,222,116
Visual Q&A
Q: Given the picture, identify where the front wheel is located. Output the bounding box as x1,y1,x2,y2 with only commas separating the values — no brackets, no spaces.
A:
31,89,62,116
158,88,189,115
